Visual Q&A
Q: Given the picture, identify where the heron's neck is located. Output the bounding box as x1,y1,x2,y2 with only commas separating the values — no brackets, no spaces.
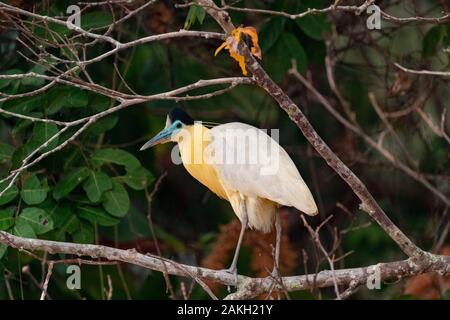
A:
177,123,211,165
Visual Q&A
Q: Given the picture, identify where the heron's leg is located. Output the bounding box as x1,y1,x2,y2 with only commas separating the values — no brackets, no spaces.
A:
226,210,248,275
223,201,248,285
271,211,281,278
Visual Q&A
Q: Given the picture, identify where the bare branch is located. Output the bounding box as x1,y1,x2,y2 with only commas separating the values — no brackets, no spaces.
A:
0,231,448,299
177,1,450,24
39,262,54,301
290,68,450,208
394,63,450,77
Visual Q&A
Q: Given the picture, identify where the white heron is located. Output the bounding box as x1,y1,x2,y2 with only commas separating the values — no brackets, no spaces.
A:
141,108,318,278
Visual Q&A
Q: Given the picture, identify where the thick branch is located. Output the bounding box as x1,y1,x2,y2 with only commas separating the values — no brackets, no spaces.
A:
0,231,448,300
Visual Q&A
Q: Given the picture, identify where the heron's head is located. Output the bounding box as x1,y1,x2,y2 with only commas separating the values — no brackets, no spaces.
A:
140,107,194,151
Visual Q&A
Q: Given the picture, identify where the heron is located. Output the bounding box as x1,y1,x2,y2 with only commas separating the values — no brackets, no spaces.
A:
141,108,318,279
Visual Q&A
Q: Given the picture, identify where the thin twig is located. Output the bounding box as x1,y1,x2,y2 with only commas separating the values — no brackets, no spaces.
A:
39,261,54,300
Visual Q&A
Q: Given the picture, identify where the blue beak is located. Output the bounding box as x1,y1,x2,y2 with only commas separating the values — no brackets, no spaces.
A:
140,127,174,151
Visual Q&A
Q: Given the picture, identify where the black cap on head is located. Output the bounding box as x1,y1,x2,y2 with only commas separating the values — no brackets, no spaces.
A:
168,107,194,125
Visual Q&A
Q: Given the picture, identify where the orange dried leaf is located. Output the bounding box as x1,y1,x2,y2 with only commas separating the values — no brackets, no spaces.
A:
214,26,262,76
214,42,227,56
239,26,262,59
229,49,247,76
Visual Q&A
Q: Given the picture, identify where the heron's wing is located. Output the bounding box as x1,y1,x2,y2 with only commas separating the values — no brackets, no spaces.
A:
208,122,318,215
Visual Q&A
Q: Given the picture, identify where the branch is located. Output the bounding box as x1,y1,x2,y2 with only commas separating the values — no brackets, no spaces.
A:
381,11,450,24
0,231,449,300
177,0,374,20
178,1,450,24
289,69,450,207
0,77,251,198
394,63,450,77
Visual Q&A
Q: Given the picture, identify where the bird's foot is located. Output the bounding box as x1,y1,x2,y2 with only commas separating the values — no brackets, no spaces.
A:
220,266,238,287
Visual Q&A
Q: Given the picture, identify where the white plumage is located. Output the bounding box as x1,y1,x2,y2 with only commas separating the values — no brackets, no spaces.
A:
207,122,318,232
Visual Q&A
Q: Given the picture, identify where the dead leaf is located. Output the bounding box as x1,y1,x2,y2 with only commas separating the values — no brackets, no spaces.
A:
214,26,262,76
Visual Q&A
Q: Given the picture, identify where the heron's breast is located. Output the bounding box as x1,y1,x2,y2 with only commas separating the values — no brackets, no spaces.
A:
178,124,228,200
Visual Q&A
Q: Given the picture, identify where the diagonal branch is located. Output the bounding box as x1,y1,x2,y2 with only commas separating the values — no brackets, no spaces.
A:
288,69,449,206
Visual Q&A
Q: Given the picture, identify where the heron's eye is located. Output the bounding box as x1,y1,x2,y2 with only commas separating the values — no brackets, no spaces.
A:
176,122,182,129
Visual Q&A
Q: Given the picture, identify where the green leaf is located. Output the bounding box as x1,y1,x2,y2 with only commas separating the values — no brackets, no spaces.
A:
18,207,54,235
259,17,286,52
0,244,6,259
10,145,32,170
47,202,72,228
88,93,111,112
102,181,129,217
13,218,36,238
296,14,331,41
184,4,206,29
91,148,141,172
0,142,14,163
59,46,77,61
20,175,49,205
64,215,80,234
32,21,70,42
81,11,113,30
0,69,22,89
0,208,15,230
53,167,90,200
55,88,88,111
281,33,308,74
0,182,19,206
264,33,308,82
83,170,112,203
72,220,95,244
12,118,34,137
46,87,89,115
197,7,206,24
117,166,154,190
51,203,80,239
30,122,60,153
3,95,41,115
423,25,444,57
85,114,118,136
21,65,46,87
78,206,120,226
